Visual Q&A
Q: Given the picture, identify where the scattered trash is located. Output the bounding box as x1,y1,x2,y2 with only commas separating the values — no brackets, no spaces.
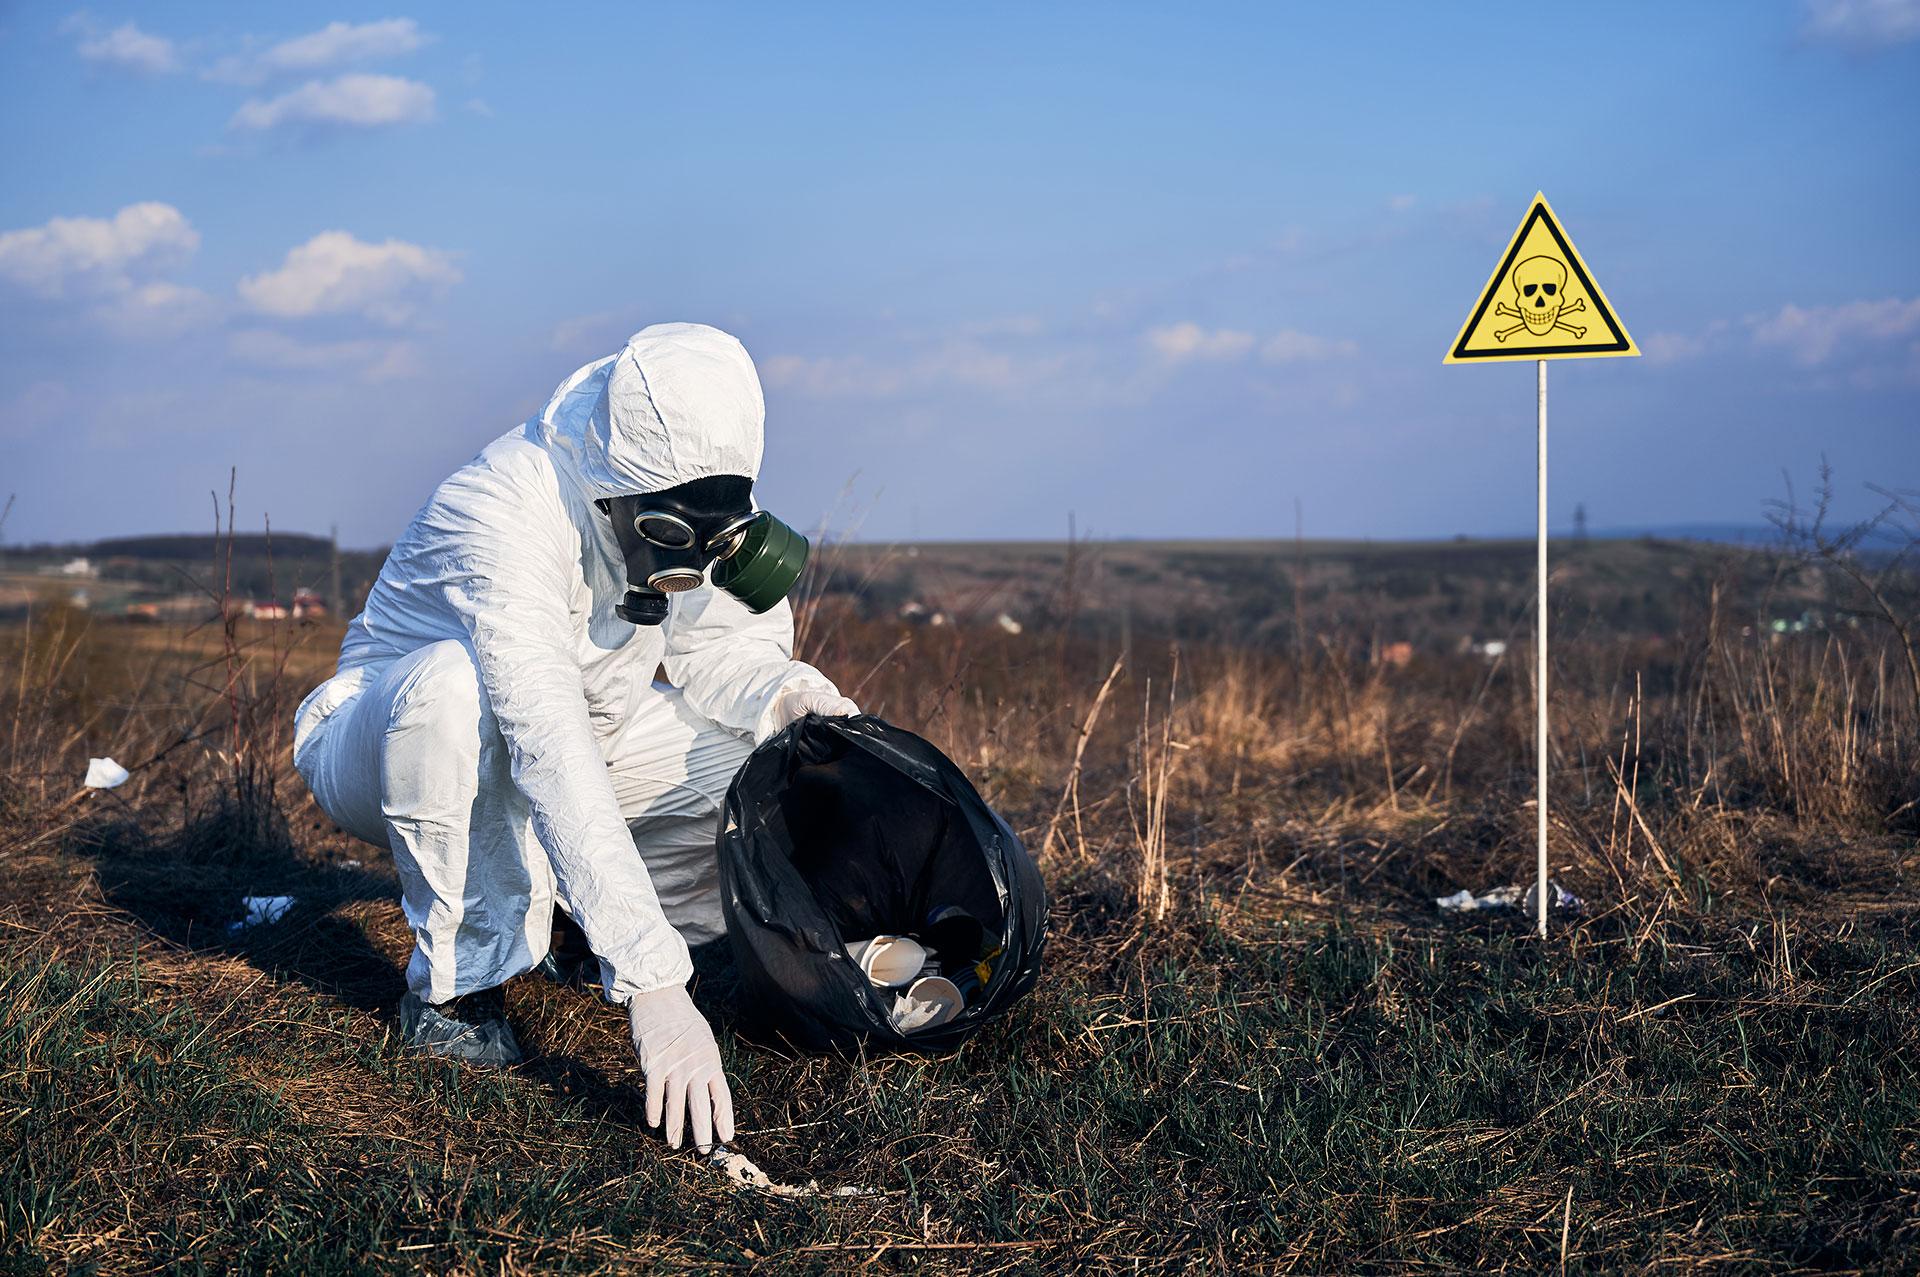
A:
704,1145,881,1199
83,757,130,789
1435,884,1521,913
228,895,296,933
1436,880,1584,916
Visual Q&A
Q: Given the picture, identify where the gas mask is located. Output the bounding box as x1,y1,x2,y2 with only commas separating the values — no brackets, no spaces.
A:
598,474,810,626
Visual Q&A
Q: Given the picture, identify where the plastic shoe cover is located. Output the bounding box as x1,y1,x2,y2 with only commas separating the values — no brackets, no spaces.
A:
398,990,524,1066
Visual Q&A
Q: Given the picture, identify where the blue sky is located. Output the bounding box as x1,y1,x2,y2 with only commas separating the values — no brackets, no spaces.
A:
2,2,1916,547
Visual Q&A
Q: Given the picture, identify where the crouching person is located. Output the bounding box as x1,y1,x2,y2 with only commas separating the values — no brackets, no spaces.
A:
292,323,857,1151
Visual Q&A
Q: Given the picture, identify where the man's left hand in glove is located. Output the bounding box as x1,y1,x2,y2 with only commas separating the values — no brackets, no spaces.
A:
760,686,860,741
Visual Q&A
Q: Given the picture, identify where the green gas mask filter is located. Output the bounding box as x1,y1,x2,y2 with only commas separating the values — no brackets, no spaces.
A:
712,511,810,614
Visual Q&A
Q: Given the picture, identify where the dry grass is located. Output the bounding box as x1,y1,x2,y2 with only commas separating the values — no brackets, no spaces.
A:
1,541,1917,1272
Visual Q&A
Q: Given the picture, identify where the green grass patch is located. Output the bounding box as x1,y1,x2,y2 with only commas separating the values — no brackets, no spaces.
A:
4,914,1914,1273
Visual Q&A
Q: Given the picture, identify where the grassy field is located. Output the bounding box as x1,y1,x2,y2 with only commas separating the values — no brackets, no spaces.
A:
2,533,1917,1272
811,533,1843,652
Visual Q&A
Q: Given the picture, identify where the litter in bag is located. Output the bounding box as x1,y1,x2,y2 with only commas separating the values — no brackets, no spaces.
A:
718,714,1047,1053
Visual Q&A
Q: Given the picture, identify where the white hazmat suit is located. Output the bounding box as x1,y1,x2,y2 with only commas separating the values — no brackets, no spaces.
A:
293,323,848,1143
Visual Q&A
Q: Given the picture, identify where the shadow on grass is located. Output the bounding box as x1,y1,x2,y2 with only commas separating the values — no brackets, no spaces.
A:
67,797,762,1138
67,792,407,1012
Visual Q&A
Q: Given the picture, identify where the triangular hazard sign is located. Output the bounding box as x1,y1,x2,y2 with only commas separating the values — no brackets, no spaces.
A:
1445,193,1637,364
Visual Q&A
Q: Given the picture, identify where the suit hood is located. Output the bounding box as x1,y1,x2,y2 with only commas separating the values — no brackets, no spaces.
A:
534,322,766,501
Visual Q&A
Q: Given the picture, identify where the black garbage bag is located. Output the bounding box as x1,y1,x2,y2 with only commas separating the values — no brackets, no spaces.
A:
718,713,1047,1053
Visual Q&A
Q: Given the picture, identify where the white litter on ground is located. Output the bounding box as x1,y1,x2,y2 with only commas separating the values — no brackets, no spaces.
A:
704,1145,881,1199
83,757,130,789
1436,880,1584,915
228,895,296,932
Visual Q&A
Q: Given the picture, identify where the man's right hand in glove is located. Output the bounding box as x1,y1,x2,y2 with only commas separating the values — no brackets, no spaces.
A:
629,985,735,1151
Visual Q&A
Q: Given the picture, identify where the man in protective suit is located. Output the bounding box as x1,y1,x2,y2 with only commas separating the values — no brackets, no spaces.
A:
293,323,857,1153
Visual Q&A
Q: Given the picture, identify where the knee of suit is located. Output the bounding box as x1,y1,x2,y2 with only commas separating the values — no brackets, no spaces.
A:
386,640,493,768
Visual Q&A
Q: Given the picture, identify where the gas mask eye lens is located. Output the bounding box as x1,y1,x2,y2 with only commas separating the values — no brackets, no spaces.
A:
634,513,695,549
707,512,758,560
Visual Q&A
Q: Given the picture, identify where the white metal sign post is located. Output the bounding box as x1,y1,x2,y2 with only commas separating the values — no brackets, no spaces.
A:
1535,360,1548,934
1445,194,1638,937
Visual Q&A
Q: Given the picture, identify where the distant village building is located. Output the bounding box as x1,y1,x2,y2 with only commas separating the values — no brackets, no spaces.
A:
1375,640,1413,668
898,600,951,627
40,557,98,579
231,592,327,622
1769,611,1826,635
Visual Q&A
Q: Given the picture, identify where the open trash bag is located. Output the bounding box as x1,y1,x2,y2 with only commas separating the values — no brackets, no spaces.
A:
718,714,1047,1052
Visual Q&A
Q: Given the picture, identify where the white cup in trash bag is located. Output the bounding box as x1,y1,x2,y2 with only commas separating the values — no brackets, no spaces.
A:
844,935,929,988
890,975,964,1033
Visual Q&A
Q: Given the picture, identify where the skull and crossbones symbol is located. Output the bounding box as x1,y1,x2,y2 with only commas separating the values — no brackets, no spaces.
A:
1495,256,1588,341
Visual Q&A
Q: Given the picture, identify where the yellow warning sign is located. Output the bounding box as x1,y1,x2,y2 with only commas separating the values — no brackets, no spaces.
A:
1445,193,1637,364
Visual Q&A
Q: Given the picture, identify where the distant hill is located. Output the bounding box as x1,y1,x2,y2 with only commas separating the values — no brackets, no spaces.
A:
5,533,340,561
1586,522,1908,550
3,528,1908,646
1587,523,1786,546
810,532,1915,651
0,532,386,618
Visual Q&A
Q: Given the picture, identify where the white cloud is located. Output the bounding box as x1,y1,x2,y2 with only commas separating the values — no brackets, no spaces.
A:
230,74,436,133
1387,194,1418,213
1643,302,1918,374
93,281,220,339
768,316,1355,410
228,329,421,381
207,18,432,84
1749,298,1920,366
259,19,430,73
1802,0,1920,47
1145,322,1353,365
1260,329,1358,363
1641,330,1713,365
67,17,181,74
1145,322,1255,362
912,342,1033,391
0,203,199,299
464,97,495,118
763,341,1067,400
762,353,901,398
237,231,460,325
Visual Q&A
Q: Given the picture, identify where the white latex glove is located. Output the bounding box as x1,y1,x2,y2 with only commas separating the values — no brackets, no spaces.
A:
768,685,860,735
629,985,735,1152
